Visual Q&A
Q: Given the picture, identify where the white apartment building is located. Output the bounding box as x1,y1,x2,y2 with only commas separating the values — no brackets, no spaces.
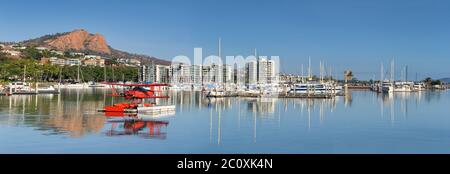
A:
223,64,233,84
170,63,192,84
246,60,258,85
257,57,277,84
209,64,223,84
191,65,203,84
156,65,170,83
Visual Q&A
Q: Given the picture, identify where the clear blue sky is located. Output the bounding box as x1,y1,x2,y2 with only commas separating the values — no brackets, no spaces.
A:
1,0,450,80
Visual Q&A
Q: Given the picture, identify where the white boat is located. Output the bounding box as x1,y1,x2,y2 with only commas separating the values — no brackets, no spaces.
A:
88,81,109,88
169,84,192,91
289,82,342,95
206,90,226,97
37,85,59,94
8,82,33,92
192,84,203,91
382,81,394,93
413,83,426,91
62,82,88,89
60,63,89,89
393,81,414,92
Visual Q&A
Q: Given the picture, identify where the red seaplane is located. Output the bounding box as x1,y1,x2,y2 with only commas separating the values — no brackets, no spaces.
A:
100,82,170,114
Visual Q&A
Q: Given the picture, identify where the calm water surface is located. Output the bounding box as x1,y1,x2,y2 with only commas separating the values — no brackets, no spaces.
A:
0,89,449,154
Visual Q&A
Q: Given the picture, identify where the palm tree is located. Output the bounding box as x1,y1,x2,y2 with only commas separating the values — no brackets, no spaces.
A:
344,70,353,83
423,77,433,88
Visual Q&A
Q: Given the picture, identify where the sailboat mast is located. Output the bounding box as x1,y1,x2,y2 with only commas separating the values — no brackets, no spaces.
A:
319,60,323,82
301,64,304,83
308,56,311,80
23,65,26,82
405,65,408,82
254,48,258,84
112,64,115,82
104,65,107,82
59,66,62,83
218,37,223,87
390,59,394,82
77,64,80,82
329,66,332,82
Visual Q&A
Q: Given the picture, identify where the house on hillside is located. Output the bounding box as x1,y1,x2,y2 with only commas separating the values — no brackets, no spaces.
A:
49,57,66,66
84,55,99,59
66,59,81,66
11,44,26,50
69,52,85,57
129,59,141,67
83,57,105,67
50,50,64,56
36,47,48,51
1,50,21,57
40,57,50,64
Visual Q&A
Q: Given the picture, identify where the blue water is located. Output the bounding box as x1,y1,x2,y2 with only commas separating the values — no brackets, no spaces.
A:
0,89,449,154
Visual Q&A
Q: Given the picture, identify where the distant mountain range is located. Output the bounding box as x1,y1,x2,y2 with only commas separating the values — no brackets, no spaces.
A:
439,78,450,83
3,29,170,65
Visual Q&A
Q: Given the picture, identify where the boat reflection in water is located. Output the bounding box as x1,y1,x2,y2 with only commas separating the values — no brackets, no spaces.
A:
0,89,106,137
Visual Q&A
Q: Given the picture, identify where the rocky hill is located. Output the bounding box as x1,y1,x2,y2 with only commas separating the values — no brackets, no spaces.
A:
17,29,170,65
45,29,111,54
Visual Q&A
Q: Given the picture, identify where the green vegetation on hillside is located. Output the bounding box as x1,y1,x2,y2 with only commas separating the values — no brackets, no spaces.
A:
0,59,138,83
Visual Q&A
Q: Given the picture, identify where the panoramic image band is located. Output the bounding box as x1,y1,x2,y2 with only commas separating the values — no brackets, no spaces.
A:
0,0,450,170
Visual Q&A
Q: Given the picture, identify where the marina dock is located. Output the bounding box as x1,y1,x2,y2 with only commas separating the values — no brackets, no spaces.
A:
206,91,345,98
0,91,60,96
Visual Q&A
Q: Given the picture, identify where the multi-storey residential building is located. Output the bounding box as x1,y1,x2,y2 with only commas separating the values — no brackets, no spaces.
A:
191,65,203,84
246,60,258,85
170,63,192,84
223,64,233,84
208,64,223,84
201,65,212,84
156,65,170,83
150,57,278,87
142,64,168,83
257,57,276,84
234,66,247,85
